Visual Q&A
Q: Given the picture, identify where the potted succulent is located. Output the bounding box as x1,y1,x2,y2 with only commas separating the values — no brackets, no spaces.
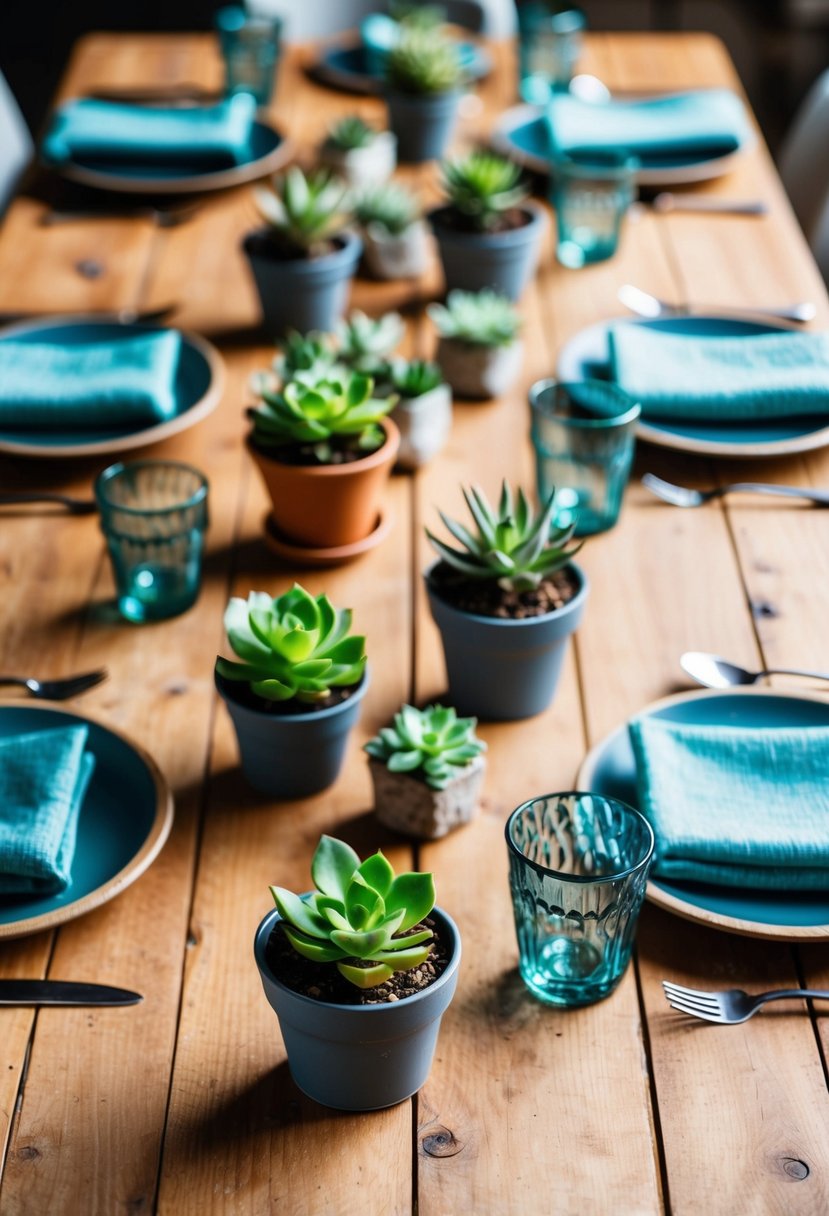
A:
354,182,430,280
335,309,405,381
431,151,545,299
269,328,337,386
318,115,396,189
384,30,464,164
254,834,461,1110
244,167,360,337
428,289,523,399
424,481,588,720
215,585,368,798
365,703,486,838
247,365,399,551
387,358,452,469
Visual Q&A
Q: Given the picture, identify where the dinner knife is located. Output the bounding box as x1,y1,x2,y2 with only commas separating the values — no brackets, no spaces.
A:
0,980,143,1006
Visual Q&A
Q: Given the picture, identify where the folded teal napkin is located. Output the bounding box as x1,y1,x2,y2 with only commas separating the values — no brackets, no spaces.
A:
608,325,829,421
0,726,95,897
628,715,829,889
42,93,257,169
545,89,750,162
0,330,182,431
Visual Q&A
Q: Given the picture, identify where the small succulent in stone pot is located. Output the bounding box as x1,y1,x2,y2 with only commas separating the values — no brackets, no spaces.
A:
428,289,524,398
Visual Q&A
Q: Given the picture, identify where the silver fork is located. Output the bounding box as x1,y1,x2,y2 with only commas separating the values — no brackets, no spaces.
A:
663,980,829,1024
0,670,108,700
642,472,829,508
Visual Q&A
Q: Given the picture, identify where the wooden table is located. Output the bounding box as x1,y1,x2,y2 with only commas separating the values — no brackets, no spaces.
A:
1,30,829,1216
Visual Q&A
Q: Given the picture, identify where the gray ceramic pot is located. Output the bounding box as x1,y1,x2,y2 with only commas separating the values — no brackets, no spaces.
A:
430,202,546,300
385,89,461,163
254,903,461,1110
215,667,369,798
242,228,362,338
425,562,589,720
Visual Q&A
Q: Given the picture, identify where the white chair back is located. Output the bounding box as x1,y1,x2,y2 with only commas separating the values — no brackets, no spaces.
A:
778,68,829,275
0,72,32,214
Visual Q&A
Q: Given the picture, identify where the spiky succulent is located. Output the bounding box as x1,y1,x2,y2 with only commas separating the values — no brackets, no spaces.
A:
336,310,404,377
254,167,351,256
440,151,528,231
249,369,395,461
389,1,446,30
366,704,485,789
426,481,581,592
354,182,421,236
428,289,521,347
390,357,444,398
216,585,366,703
326,114,377,151
271,834,436,988
386,30,463,95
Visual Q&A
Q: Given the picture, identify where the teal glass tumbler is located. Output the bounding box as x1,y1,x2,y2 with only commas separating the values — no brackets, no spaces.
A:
550,152,637,267
216,6,282,105
518,5,586,104
95,461,209,624
506,793,654,1007
529,378,640,536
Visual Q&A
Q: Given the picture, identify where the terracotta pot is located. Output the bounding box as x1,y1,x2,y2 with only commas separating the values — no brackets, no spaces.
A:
247,416,400,548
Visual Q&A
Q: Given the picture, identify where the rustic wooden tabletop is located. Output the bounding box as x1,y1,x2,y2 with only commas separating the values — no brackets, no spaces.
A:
0,29,828,1216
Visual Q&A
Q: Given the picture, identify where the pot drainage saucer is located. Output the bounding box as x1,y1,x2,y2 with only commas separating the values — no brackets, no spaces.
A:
262,510,392,567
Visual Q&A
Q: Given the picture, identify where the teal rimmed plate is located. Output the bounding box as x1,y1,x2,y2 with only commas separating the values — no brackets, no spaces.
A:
0,316,224,459
577,688,829,941
555,315,829,458
312,37,490,95
0,701,173,940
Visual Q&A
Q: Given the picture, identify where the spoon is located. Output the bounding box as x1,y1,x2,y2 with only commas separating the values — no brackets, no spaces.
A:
651,193,768,216
681,651,829,689
618,284,816,326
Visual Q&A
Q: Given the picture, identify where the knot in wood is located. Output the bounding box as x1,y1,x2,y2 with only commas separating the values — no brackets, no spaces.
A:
781,1157,809,1180
421,1126,463,1158
16,1146,40,1162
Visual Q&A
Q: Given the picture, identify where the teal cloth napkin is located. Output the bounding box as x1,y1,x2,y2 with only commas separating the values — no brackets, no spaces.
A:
42,93,257,169
0,725,95,896
628,715,829,889
544,89,750,162
608,324,829,421
0,330,182,431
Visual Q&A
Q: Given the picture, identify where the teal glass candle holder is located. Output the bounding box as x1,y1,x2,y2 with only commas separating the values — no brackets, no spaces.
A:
216,6,282,105
506,793,654,1007
95,460,209,624
550,152,637,267
529,378,640,536
518,5,586,104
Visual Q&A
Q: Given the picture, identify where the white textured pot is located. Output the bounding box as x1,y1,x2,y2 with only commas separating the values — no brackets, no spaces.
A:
369,755,486,839
318,131,396,188
391,383,452,469
435,337,524,400
362,220,430,280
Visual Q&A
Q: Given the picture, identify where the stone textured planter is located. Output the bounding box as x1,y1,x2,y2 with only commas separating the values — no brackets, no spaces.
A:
391,383,452,469
435,336,523,400
431,202,546,300
243,227,361,338
361,220,430,280
318,131,396,188
369,755,485,839
385,89,461,163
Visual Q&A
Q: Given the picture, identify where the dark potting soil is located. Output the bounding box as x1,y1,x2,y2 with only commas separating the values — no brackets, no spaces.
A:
430,561,580,619
431,204,533,236
219,677,359,716
249,435,372,467
265,916,450,1006
244,229,341,262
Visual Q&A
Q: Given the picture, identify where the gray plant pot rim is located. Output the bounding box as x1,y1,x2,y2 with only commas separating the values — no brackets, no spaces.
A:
424,559,589,629
242,225,362,269
437,334,521,353
254,902,461,1017
429,200,546,246
385,87,463,107
214,664,370,726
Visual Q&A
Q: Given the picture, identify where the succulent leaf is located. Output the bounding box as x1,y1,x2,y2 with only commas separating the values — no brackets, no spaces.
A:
313,835,363,900
441,151,528,231
249,369,395,460
428,289,521,348
255,167,351,256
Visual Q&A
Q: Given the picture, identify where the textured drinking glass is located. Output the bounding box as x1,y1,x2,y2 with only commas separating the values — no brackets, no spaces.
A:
96,461,209,623
506,793,654,1007
216,6,282,105
518,5,587,104
550,153,637,267
529,378,640,536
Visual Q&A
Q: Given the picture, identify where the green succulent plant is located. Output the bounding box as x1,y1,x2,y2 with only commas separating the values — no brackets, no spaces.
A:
389,1,446,30
365,703,485,789
273,330,338,384
390,357,444,398
428,289,521,347
440,151,528,231
216,585,366,704
426,480,581,592
254,167,352,257
270,834,436,988
249,369,396,462
386,30,463,95
354,182,422,236
326,114,377,151
336,310,405,377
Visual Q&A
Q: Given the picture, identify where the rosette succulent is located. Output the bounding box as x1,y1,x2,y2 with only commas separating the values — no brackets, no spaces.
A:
272,330,338,384
354,182,422,236
271,834,436,988
426,480,581,592
336,310,405,377
390,358,444,398
216,585,366,703
326,114,376,151
365,704,485,789
428,289,521,347
440,151,528,231
386,30,463,95
249,369,395,461
254,167,352,257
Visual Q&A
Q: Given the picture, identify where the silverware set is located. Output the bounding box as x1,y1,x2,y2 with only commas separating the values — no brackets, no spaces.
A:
619,283,817,325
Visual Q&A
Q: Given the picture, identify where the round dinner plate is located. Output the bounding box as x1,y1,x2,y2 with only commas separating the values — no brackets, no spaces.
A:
311,36,491,95
491,102,752,187
42,118,290,195
577,687,829,941
0,701,173,940
0,316,224,459
555,314,829,458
